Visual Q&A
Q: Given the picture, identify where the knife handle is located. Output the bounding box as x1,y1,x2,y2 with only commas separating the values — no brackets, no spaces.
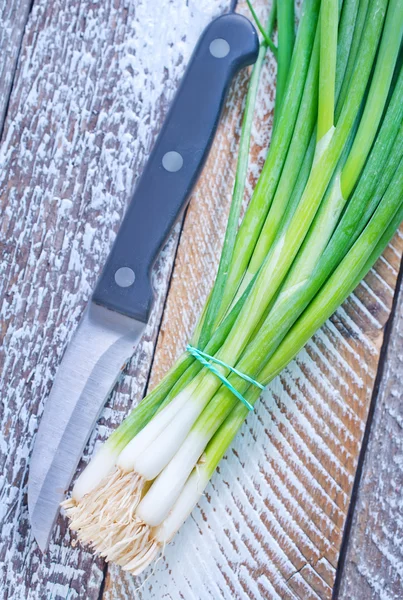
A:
93,13,259,322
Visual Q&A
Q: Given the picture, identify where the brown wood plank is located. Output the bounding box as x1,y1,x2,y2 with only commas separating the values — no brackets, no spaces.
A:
104,2,403,598
2,0,402,598
0,0,32,132
0,0,226,597
337,259,403,600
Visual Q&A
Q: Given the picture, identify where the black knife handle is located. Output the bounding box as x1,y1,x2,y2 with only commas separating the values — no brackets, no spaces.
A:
92,13,259,322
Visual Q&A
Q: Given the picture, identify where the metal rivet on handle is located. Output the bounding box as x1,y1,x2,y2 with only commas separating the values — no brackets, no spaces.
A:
115,267,135,288
209,38,230,58
162,151,183,172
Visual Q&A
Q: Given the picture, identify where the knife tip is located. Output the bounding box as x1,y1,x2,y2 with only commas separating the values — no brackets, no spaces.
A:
28,477,52,553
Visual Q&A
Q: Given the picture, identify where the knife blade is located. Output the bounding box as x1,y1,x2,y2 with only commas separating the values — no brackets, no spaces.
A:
28,9,258,551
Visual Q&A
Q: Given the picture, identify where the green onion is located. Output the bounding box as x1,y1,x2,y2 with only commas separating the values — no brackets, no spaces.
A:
335,0,360,99
155,153,403,548
336,0,369,118
197,0,277,349
246,0,278,57
317,0,338,140
244,27,320,282
63,0,403,576
215,0,320,322
274,0,295,119
264,158,403,381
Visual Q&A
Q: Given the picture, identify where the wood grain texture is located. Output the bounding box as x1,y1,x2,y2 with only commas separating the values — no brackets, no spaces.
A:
104,2,403,599
0,0,32,132
338,266,403,600
0,0,226,598
1,0,403,599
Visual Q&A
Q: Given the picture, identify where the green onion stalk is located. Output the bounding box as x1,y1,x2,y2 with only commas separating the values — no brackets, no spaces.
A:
63,0,403,576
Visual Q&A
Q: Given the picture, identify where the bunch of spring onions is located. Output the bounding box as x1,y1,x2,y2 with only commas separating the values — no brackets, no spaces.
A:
63,0,403,575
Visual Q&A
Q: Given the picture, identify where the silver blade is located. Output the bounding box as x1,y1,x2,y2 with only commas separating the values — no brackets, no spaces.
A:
28,302,145,551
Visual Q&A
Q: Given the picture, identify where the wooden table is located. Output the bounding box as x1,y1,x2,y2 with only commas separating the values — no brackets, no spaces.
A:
1,1,402,598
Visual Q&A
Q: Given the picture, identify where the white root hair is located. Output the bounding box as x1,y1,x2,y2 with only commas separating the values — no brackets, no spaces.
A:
62,468,163,574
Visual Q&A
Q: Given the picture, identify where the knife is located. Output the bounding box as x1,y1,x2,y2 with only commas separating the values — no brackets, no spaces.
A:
28,7,258,551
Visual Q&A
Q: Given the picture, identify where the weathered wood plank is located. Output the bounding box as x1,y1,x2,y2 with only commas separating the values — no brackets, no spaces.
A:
2,0,403,598
0,0,32,132
0,1,225,598
104,2,403,599
337,268,403,599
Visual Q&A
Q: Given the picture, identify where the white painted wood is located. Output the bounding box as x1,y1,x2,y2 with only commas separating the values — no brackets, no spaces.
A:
338,276,403,600
0,0,225,597
1,0,403,598
0,0,32,131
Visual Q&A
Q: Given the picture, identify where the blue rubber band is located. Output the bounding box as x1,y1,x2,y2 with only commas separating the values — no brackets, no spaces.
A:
186,345,265,412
